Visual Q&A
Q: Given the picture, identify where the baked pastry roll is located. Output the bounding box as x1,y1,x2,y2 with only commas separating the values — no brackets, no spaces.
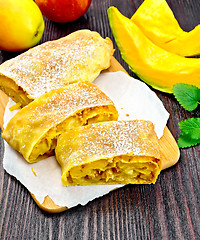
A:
55,120,161,186
0,30,114,107
2,82,118,163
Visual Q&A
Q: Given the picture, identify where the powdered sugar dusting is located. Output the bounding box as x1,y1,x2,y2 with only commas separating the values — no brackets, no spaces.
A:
0,30,113,99
58,120,160,167
7,82,115,131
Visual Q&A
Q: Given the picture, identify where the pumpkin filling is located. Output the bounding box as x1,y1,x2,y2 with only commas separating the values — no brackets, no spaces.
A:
0,76,32,106
28,106,117,162
63,155,161,186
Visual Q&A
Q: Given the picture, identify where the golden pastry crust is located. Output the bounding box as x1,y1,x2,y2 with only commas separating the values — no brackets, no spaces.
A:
2,82,118,163
55,120,161,186
0,30,114,106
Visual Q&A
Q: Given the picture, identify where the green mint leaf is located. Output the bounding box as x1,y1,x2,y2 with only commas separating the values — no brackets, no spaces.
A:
178,118,200,148
179,118,200,139
178,133,200,148
173,83,200,111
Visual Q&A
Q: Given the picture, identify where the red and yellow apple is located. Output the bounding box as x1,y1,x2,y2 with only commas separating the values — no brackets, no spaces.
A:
0,0,44,52
35,0,92,23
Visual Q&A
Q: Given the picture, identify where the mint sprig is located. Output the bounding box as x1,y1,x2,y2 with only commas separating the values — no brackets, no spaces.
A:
178,118,200,148
173,83,200,148
173,83,200,111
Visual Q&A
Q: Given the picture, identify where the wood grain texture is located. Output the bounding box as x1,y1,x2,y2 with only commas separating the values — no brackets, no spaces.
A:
0,0,200,239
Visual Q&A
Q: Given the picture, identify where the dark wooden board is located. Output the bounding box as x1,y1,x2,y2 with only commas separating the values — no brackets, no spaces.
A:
0,0,200,239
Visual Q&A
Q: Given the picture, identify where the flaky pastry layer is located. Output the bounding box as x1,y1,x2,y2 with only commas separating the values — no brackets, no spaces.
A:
0,30,114,106
2,82,118,163
55,120,161,186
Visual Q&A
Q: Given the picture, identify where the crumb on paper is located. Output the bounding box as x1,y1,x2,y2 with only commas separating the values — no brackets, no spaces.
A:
31,167,37,176
126,114,130,117
9,102,21,111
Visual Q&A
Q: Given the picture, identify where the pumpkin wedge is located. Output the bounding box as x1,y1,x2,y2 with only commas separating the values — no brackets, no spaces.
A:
131,0,200,57
108,7,200,93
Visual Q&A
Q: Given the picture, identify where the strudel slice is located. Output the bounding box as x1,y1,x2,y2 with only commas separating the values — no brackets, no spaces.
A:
55,120,161,186
0,30,114,107
2,82,118,163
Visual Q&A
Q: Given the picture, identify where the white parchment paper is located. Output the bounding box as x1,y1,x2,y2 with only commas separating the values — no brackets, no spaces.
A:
3,71,169,208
